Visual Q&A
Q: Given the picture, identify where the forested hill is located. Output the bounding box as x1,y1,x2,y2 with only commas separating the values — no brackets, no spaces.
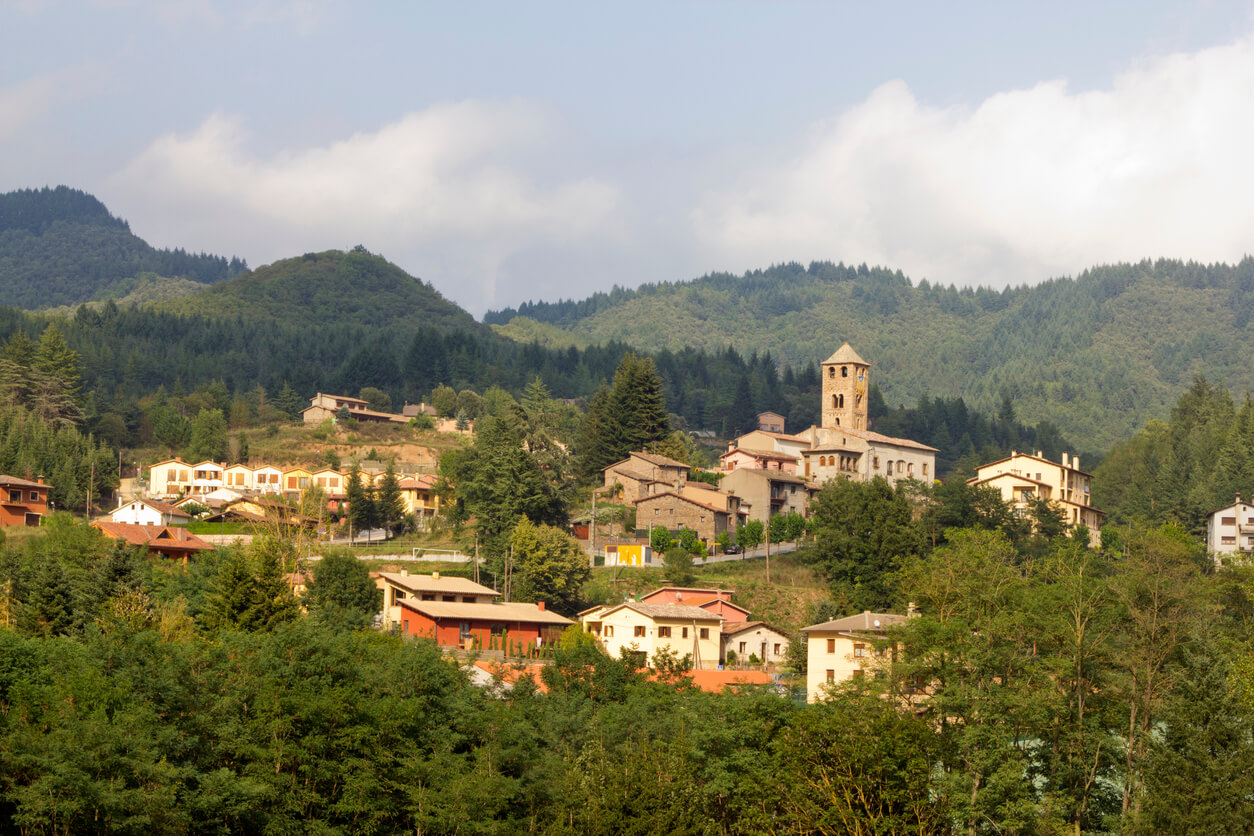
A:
154,248,480,333
0,186,246,309
489,258,1254,450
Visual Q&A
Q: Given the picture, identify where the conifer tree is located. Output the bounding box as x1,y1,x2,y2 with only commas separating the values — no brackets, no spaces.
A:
376,460,405,532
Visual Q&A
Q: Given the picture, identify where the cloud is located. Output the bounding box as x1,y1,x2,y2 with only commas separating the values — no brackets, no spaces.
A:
106,101,620,307
692,33,1254,289
0,67,96,141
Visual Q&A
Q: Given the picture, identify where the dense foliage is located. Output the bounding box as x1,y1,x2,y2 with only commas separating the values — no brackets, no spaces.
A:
1095,375,1254,533
0,515,1251,833
489,257,1254,449
0,186,244,308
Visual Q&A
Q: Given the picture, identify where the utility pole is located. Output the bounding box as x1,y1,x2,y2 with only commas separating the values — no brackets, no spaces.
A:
765,521,771,584
87,459,94,520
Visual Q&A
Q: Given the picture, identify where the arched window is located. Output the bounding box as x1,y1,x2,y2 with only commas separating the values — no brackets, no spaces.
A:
832,394,838,408
836,394,845,408
828,367,835,378
841,366,848,378
835,418,841,426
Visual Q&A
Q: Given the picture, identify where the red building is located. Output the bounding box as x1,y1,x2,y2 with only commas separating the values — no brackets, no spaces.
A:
640,586,750,623
396,598,573,651
92,521,211,562
0,475,47,527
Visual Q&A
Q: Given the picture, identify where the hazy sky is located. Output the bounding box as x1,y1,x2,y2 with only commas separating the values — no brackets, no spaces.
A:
3,1,1253,316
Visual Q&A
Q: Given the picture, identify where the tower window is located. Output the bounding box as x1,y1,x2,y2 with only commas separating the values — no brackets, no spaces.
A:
842,366,848,377
832,394,838,408
828,367,835,378
836,394,844,408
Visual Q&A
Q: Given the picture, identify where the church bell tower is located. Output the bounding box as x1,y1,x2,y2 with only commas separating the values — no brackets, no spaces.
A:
820,343,869,430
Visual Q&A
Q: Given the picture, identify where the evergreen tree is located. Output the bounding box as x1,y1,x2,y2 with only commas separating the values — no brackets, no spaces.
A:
274,382,304,420
345,463,376,534
376,460,405,532
305,550,382,629
1137,640,1254,833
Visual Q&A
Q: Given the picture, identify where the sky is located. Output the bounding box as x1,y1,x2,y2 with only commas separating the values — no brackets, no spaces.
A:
3,1,1254,317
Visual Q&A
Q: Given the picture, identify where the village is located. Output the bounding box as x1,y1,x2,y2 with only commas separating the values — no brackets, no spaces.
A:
7,341,1240,708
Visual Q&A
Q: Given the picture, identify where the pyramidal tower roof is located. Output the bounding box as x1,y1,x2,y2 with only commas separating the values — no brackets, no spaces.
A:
822,342,869,366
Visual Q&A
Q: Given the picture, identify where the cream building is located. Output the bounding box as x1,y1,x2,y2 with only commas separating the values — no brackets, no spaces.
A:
582,601,723,669
970,450,1103,546
802,610,909,703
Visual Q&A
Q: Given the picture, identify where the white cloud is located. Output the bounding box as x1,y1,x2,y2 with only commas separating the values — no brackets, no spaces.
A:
106,101,620,307
0,68,87,141
692,33,1254,288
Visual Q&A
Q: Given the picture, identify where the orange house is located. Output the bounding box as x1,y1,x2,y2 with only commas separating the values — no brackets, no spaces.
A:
0,475,48,526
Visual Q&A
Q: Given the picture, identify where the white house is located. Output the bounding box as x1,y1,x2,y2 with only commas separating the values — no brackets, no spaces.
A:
802,610,909,703
111,498,191,526
1207,494,1254,559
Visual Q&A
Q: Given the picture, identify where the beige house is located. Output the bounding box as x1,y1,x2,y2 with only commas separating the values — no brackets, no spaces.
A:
223,464,255,490
970,451,1103,546
252,465,284,495
720,446,800,473
397,474,441,519
110,498,191,526
722,621,790,668
634,484,743,543
582,601,723,669
802,610,909,703
302,392,409,425
149,458,193,497
719,467,814,526
603,451,689,501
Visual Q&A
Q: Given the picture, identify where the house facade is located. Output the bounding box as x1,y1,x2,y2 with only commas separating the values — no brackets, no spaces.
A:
633,485,743,543
110,498,191,526
802,610,909,703
376,570,571,648
1207,495,1254,558
582,601,723,669
722,621,791,668
719,467,814,525
0,475,47,526
603,451,689,501
970,450,1103,546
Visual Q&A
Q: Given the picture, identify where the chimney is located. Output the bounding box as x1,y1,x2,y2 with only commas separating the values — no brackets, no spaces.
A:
907,601,919,618
537,601,546,611
37,476,45,485
1062,452,1069,468
432,570,440,580
400,569,408,577
1037,450,1043,459
1073,456,1080,471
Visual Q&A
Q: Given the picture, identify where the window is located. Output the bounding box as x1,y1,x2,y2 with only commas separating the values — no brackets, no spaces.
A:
841,366,848,377
287,477,297,489
851,669,864,678
658,626,671,638
7,490,19,502
873,456,879,469
773,643,781,655
907,463,914,477
421,594,435,601
853,643,865,658
442,595,455,602
836,394,844,408
922,463,929,476
739,641,746,653
1223,516,1237,526
604,626,614,638
682,627,689,638
699,628,709,639
828,367,835,378
1222,536,1237,545
634,625,646,637
490,624,505,636
462,596,476,603
826,638,836,653
886,461,893,475
826,669,835,682
875,645,887,657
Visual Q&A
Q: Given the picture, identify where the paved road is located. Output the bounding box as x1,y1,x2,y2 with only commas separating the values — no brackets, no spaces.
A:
697,541,801,565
